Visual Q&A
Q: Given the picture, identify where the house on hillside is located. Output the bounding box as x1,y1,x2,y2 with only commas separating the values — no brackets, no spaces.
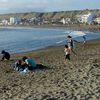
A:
94,17,100,25
1,19,8,25
60,18,71,24
76,12,97,25
29,17,43,25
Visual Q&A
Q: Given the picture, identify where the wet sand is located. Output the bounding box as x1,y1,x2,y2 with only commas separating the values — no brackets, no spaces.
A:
0,39,100,100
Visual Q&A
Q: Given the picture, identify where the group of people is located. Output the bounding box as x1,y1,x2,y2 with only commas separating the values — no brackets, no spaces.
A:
64,35,75,63
14,56,37,72
64,35,78,63
64,35,86,64
0,50,43,72
1,35,86,72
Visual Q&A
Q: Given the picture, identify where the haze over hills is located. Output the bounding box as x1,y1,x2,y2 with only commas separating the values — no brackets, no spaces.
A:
0,9,100,20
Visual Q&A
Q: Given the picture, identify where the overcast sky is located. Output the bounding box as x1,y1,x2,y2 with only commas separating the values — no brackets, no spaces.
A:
0,0,100,14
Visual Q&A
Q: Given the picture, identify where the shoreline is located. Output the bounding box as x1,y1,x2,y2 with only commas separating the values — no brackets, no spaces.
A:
11,38,100,62
0,25,100,55
1,24,100,31
10,37,100,55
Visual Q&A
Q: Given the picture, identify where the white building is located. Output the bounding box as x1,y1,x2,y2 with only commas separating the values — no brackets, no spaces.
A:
1,19,8,25
60,18,71,24
94,17,100,24
10,17,21,25
76,12,97,24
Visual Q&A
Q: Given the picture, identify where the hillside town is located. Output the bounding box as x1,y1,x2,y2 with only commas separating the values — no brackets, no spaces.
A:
0,11,100,26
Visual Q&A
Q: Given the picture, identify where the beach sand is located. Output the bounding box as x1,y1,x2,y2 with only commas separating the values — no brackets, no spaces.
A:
0,39,100,100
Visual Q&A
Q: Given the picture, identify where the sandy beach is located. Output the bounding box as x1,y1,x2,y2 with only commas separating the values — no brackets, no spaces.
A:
0,38,100,100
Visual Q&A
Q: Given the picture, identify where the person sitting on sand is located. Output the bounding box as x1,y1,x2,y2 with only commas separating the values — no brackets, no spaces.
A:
1,50,10,61
13,59,25,71
64,45,70,63
67,35,78,55
22,56,37,70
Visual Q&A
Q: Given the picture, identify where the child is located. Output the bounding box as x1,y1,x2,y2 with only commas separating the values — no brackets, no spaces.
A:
14,60,22,71
64,45,70,63
14,59,27,71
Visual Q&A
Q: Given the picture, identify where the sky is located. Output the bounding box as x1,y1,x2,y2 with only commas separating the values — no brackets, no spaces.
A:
0,0,100,14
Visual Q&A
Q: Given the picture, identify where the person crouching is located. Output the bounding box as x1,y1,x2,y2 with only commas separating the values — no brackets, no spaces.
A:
1,50,10,61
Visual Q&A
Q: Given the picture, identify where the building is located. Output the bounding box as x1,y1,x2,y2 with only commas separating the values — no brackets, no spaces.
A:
94,17,100,24
1,19,8,25
10,17,21,25
76,12,97,24
60,18,71,24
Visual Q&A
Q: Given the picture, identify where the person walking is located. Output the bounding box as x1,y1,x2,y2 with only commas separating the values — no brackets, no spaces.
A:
64,45,71,64
67,35,78,55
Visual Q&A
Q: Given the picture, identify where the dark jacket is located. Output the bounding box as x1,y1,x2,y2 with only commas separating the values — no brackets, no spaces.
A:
1,51,10,60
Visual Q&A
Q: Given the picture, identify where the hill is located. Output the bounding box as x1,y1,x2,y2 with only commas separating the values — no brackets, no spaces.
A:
0,9,100,20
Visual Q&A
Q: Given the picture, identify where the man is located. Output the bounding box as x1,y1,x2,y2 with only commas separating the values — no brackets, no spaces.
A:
1,50,10,61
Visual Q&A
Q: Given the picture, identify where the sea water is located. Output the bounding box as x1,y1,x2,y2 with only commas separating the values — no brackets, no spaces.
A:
0,27,100,53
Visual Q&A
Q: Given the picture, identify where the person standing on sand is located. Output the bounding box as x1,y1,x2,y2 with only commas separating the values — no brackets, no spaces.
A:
1,50,10,61
64,45,71,64
67,35,78,55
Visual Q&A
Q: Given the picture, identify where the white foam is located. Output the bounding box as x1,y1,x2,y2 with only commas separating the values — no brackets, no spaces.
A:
68,31,86,38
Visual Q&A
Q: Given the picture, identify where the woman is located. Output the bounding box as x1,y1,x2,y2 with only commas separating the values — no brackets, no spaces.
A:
67,35,78,55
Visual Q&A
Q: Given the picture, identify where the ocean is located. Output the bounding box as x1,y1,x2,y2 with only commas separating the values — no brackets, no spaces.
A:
0,27,100,53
